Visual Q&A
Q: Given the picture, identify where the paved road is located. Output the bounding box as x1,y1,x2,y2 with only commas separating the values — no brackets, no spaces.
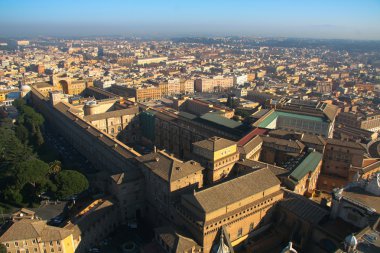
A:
32,201,67,220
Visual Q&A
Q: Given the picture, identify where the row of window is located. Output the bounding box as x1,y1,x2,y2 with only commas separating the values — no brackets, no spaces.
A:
5,246,62,253
6,239,61,248
214,154,238,168
204,197,276,234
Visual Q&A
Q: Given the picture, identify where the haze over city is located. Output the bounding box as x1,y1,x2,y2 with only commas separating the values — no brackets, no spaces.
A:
1,0,380,40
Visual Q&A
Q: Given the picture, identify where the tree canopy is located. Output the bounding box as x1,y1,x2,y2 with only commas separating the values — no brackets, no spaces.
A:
0,243,7,253
13,98,45,147
54,170,89,199
226,94,240,109
0,99,89,207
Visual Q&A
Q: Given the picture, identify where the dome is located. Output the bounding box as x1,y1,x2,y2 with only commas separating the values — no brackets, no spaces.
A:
368,139,380,158
21,85,31,92
365,173,380,196
281,242,298,253
85,100,97,106
213,233,230,253
216,241,230,253
345,234,358,247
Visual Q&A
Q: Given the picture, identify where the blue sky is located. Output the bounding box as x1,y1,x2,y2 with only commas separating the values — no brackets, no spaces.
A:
1,0,380,40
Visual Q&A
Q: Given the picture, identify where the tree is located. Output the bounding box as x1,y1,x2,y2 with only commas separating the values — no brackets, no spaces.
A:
226,94,240,109
0,124,33,173
13,99,45,148
2,186,23,205
54,170,89,199
15,124,29,143
48,160,62,175
33,126,44,146
0,243,7,253
15,159,50,189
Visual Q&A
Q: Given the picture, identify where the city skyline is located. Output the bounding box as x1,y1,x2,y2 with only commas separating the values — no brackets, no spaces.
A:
1,0,380,40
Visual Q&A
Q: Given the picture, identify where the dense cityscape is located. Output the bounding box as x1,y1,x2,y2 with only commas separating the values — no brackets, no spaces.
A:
1,1,380,253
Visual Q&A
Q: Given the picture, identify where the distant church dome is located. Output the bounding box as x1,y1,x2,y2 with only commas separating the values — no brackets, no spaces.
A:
345,234,358,248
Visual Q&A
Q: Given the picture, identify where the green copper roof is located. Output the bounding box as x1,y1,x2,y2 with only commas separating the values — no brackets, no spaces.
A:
257,110,324,128
289,151,323,182
200,112,242,129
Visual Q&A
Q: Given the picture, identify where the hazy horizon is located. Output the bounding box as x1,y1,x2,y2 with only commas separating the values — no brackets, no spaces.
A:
1,0,380,40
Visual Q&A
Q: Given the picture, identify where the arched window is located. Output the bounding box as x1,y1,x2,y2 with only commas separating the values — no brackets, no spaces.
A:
111,128,115,134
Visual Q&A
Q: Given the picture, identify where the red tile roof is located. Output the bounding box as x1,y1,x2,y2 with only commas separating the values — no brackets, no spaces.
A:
238,128,268,146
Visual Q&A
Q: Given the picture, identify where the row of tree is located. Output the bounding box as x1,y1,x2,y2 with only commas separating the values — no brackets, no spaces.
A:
13,99,44,147
0,99,89,207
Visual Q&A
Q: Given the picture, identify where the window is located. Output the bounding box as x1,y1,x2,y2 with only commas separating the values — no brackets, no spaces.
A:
15,242,19,246
237,228,243,237
111,128,115,134
249,223,254,231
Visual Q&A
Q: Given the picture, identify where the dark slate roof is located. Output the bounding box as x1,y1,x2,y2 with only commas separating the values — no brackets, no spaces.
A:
279,190,329,224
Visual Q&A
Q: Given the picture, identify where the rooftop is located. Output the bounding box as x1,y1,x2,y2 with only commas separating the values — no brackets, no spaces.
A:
193,136,236,152
200,112,242,129
257,110,325,129
154,226,200,253
279,190,329,224
0,219,73,242
289,151,323,182
342,187,380,214
182,168,280,213
136,151,204,182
